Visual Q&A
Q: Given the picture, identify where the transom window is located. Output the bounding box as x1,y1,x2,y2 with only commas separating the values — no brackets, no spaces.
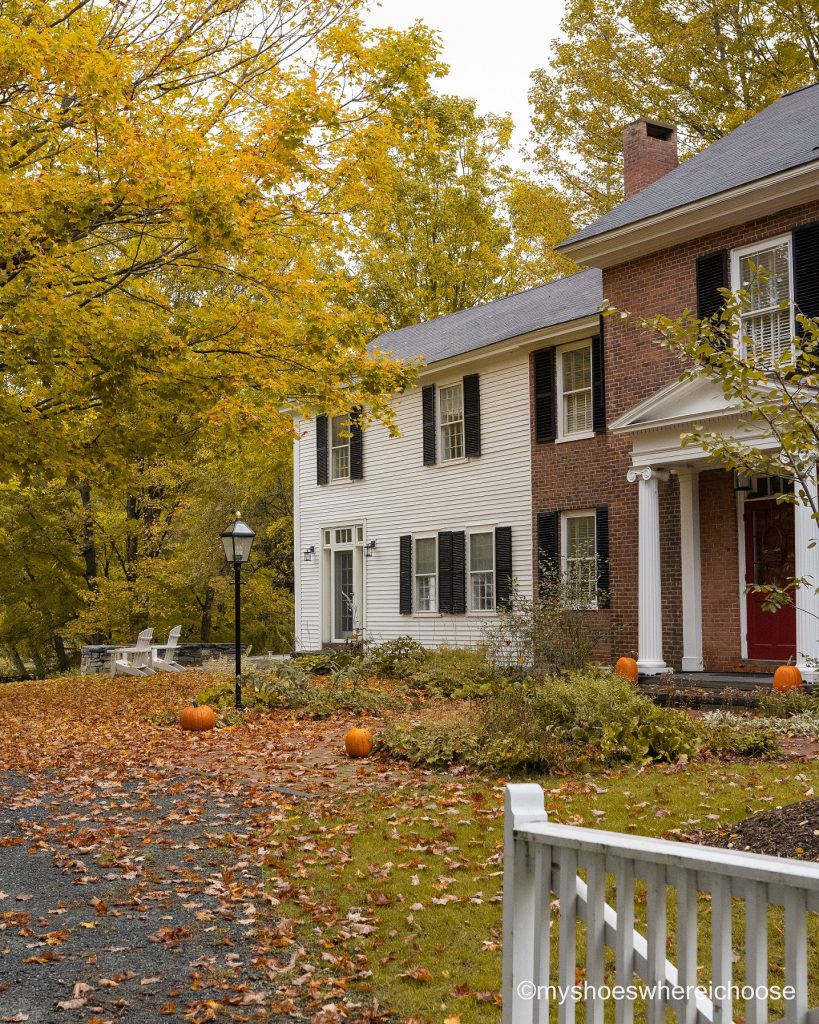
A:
469,531,495,610
440,383,465,461
414,536,437,612
558,340,593,438
563,512,597,608
331,414,351,480
732,237,793,361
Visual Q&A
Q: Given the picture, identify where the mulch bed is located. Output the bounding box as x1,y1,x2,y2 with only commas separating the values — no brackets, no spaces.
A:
697,798,819,860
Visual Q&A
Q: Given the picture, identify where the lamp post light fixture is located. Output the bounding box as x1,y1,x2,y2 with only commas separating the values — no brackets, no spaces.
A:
220,514,256,710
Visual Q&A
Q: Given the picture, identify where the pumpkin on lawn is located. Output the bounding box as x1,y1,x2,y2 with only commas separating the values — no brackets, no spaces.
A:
180,702,217,732
614,656,639,684
773,663,802,692
344,727,373,758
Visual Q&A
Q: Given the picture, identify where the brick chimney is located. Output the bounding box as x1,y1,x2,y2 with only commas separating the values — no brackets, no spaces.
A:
623,119,678,198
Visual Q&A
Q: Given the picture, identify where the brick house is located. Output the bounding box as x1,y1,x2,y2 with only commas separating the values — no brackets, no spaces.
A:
550,83,819,679
292,84,819,678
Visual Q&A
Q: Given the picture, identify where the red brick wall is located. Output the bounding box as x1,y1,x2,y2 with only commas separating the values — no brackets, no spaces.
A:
699,469,742,670
532,198,819,670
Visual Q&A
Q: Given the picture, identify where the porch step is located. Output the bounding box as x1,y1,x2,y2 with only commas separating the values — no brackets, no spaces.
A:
655,671,772,692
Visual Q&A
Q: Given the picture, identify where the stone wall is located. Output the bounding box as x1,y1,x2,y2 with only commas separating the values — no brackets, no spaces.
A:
80,643,244,675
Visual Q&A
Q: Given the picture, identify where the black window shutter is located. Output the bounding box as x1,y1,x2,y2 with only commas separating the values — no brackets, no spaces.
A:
349,407,363,481
399,535,412,615
595,507,610,607
793,222,819,334
438,531,453,613
537,510,559,591
422,385,436,465
451,531,466,613
591,327,606,434
533,348,557,443
316,414,329,486
463,374,481,457
695,250,729,320
494,526,513,609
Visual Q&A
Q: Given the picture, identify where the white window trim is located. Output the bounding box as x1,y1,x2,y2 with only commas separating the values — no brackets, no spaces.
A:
413,532,439,616
730,233,794,359
330,414,351,482
467,527,496,614
438,381,466,464
556,338,595,443
561,509,598,610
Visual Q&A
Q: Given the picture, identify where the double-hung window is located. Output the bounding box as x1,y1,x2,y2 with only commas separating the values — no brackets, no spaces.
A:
440,383,465,461
732,236,793,361
414,536,438,612
330,414,350,480
558,340,593,439
469,531,495,610
562,511,597,608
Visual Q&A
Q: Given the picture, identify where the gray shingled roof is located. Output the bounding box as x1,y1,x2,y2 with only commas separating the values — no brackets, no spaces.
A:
563,83,819,247
373,268,602,364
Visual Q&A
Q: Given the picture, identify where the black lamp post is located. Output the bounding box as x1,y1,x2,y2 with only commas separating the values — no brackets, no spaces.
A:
220,514,256,710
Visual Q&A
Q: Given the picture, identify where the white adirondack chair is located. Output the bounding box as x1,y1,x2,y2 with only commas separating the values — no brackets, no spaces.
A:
152,626,184,672
110,628,155,676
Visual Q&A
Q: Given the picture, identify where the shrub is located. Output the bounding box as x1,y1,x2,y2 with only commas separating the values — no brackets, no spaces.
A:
376,670,700,771
410,646,498,698
292,650,363,675
196,664,402,719
756,689,819,718
364,636,428,679
701,711,782,757
478,671,700,765
376,716,480,769
482,571,618,676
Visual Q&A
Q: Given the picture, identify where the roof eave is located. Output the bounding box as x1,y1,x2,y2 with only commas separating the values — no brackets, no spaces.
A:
559,159,819,269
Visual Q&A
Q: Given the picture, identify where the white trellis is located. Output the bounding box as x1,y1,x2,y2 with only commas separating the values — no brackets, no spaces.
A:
503,784,819,1024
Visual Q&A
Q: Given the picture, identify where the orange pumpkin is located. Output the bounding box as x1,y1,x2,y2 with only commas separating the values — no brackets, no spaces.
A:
344,727,373,758
180,702,217,731
614,657,639,684
773,663,802,692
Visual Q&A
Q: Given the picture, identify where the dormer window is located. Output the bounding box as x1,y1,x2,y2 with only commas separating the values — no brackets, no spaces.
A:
732,236,793,361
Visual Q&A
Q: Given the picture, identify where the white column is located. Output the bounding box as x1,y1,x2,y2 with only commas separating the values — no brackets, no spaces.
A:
677,469,703,672
795,471,819,683
627,466,671,675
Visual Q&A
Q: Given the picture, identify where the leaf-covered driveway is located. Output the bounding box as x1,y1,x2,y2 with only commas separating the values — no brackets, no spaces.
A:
0,674,401,1024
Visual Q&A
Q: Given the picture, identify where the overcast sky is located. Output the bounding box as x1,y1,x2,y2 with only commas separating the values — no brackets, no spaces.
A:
364,0,567,160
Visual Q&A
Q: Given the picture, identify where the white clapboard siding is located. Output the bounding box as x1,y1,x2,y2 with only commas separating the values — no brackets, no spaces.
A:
294,351,533,650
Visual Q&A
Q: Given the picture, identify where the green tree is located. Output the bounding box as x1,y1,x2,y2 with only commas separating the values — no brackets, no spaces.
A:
529,0,819,221
352,93,575,329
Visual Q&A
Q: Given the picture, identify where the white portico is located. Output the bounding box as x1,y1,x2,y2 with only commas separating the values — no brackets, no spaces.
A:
612,377,819,680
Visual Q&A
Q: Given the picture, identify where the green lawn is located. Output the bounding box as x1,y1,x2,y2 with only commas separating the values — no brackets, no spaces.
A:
266,759,819,1024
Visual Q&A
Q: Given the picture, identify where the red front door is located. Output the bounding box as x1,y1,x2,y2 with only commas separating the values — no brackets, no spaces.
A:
744,499,796,661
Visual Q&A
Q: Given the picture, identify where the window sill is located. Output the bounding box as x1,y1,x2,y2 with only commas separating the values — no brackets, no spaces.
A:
555,431,596,444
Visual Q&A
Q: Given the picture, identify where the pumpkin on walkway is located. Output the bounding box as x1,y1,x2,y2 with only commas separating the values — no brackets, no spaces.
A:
180,702,217,731
344,727,373,758
614,657,639,684
773,663,802,692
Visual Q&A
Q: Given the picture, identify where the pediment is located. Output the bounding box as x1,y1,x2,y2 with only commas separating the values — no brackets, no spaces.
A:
610,376,738,434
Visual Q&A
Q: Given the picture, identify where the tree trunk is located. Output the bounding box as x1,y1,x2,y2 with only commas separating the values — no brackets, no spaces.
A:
200,585,215,642
52,635,70,673
78,482,97,584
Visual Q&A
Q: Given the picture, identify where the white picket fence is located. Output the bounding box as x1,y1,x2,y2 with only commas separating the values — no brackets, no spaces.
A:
503,784,819,1024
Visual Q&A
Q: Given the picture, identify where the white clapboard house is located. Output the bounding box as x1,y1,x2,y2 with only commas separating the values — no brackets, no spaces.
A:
292,269,602,650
